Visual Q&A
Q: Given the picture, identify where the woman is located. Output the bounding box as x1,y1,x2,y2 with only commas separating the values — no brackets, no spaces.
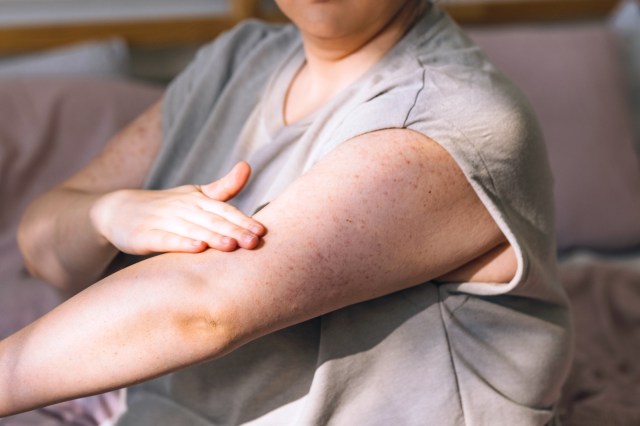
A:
2,1,572,424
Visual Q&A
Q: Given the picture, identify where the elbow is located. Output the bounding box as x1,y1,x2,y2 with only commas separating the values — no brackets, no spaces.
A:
17,215,49,281
165,268,240,362
173,311,236,358
165,311,238,367
17,214,81,293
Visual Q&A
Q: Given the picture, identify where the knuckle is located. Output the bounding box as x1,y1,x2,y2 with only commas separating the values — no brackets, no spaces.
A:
222,202,243,217
197,229,218,245
218,203,234,215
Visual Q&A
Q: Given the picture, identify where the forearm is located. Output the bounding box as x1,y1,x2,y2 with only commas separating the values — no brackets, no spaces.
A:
18,187,118,293
0,255,231,417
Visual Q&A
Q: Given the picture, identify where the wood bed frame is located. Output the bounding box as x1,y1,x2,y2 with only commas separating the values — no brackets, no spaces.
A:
0,0,621,54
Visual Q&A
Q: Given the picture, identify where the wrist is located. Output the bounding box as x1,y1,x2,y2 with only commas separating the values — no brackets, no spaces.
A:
89,191,121,248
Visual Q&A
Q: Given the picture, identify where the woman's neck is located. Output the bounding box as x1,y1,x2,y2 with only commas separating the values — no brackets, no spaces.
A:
284,1,428,125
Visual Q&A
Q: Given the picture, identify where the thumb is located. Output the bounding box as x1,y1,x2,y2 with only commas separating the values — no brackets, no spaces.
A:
200,161,251,201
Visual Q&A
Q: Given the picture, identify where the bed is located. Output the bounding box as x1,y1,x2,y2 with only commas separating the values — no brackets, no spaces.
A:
1,0,639,425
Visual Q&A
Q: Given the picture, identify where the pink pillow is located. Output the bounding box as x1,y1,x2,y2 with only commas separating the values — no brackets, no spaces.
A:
468,24,640,251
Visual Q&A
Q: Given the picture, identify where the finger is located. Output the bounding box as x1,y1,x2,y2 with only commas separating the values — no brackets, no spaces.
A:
140,230,211,254
181,209,262,249
154,218,246,252
201,162,251,201
195,200,266,237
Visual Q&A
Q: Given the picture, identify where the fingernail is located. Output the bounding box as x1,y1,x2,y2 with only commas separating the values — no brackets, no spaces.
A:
243,233,257,243
192,240,203,246
250,225,263,235
221,237,233,245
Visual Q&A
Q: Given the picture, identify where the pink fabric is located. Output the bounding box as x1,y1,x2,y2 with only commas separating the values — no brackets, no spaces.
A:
468,24,640,251
0,77,162,425
558,257,640,425
1,393,124,426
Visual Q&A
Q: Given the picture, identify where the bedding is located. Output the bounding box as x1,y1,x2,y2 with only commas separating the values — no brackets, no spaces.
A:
1,14,640,426
558,253,640,426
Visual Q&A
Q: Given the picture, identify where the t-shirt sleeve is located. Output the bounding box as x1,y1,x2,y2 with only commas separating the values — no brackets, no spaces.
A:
405,68,557,300
162,20,276,138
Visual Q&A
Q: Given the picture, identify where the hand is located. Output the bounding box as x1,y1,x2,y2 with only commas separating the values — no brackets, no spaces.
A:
90,162,265,255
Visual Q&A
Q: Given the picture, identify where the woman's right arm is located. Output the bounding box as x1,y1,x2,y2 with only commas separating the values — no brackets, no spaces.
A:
17,100,265,294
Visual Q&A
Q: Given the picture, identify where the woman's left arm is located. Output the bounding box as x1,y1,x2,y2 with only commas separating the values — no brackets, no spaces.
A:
0,129,513,416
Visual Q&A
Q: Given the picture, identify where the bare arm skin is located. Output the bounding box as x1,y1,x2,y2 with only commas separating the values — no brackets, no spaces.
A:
1,129,516,416
18,101,265,294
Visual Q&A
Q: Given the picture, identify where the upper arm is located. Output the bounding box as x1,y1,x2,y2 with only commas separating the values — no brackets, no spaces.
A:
61,99,164,193
176,128,511,346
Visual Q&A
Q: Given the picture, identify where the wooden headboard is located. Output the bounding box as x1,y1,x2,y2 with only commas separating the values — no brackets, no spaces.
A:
0,0,620,54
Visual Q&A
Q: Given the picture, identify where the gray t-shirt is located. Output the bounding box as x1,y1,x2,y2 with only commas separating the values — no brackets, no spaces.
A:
117,5,572,425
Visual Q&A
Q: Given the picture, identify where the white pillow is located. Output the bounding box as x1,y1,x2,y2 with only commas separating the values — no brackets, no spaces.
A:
0,38,129,76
